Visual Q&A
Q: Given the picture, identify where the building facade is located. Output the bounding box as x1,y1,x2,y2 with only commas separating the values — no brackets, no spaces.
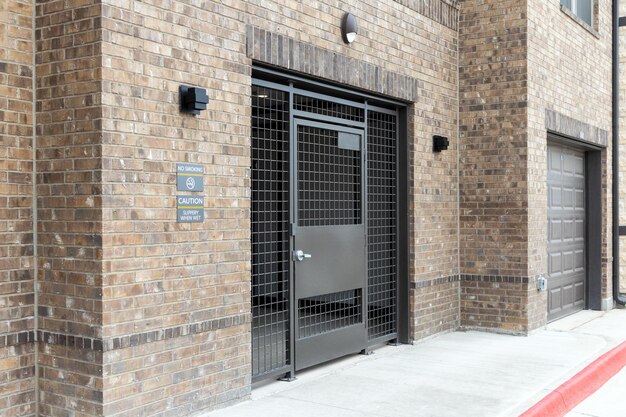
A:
0,0,616,416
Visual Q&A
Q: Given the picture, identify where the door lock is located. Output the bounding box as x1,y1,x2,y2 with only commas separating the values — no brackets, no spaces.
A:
293,250,312,262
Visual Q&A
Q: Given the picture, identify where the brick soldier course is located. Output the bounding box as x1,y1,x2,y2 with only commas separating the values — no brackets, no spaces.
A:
0,1,617,416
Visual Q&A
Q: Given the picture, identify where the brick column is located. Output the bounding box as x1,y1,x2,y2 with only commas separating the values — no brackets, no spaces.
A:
458,0,537,333
0,1,36,416
36,1,104,415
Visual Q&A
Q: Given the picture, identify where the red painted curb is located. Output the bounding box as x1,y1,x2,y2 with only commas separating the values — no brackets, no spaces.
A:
519,340,626,417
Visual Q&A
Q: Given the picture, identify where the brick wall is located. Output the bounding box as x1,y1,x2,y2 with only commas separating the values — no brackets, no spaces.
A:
459,0,529,277
35,0,104,415
0,343,35,417
96,0,459,414
458,0,533,332
0,0,461,414
103,326,249,416
527,0,613,308
411,277,460,339
384,1,460,339
98,1,251,414
9,0,616,414
458,0,613,332
0,0,36,416
460,275,535,334
0,0,616,414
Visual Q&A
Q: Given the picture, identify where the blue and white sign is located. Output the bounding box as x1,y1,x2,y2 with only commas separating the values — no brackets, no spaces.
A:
176,195,204,223
176,163,204,192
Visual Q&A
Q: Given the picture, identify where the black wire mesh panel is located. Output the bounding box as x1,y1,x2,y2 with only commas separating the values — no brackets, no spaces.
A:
367,110,398,341
298,126,361,226
294,94,365,122
251,86,290,378
298,290,363,338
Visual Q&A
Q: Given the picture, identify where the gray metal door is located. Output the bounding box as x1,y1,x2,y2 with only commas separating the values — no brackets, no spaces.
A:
547,143,586,322
293,120,367,370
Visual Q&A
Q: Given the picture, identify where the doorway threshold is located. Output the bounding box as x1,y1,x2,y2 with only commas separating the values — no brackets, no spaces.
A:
251,343,406,400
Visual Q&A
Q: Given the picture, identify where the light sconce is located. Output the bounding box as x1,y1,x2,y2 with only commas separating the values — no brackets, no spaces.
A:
341,13,357,44
433,135,450,152
180,85,209,115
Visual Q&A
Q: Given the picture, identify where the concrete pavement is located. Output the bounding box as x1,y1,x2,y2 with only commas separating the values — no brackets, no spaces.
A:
561,309,626,417
566,367,626,417
206,309,626,417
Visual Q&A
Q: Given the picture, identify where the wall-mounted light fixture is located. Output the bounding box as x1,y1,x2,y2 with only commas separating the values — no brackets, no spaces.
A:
341,13,357,44
252,86,268,99
433,135,449,152
180,85,209,115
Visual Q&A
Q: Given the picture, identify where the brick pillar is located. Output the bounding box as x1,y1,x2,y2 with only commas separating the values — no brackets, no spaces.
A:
458,0,539,333
36,1,104,415
0,0,36,416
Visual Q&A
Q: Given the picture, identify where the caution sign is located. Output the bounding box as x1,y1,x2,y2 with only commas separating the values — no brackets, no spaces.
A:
176,195,204,223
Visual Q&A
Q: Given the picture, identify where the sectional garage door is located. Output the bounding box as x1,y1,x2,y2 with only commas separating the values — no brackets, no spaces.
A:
547,143,586,322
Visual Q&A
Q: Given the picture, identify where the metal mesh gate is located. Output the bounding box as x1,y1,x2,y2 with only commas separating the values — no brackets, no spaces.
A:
298,126,362,226
251,76,401,380
251,86,290,379
367,110,398,341
298,289,363,338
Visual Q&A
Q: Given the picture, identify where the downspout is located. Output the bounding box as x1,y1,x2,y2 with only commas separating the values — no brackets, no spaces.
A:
613,0,626,305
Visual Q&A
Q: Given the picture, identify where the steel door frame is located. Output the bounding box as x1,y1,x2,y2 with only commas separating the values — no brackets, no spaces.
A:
251,68,409,382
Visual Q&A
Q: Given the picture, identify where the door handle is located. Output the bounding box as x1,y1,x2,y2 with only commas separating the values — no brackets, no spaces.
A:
293,250,312,262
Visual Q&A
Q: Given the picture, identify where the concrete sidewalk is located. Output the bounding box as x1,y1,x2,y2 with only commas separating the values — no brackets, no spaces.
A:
566,366,626,417
208,309,626,417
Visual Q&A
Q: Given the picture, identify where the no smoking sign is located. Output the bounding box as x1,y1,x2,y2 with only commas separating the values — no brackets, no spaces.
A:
176,163,204,192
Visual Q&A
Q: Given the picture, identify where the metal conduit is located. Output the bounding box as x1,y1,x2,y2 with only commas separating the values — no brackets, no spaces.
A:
613,0,626,305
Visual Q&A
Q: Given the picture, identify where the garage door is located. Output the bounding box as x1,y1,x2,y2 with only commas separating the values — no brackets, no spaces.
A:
547,143,586,322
